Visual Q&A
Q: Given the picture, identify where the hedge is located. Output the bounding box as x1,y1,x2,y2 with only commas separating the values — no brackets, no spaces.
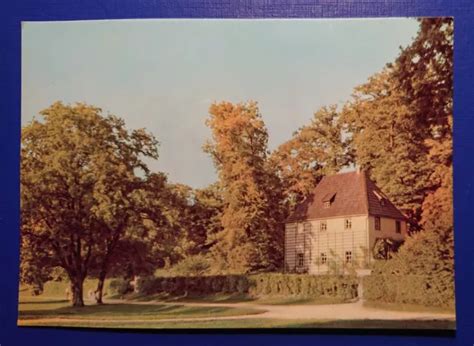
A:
134,273,358,299
107,278,131,296
363,274,455,309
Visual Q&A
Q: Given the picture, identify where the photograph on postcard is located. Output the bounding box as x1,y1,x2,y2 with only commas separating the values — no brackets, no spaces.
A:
18,18,454,330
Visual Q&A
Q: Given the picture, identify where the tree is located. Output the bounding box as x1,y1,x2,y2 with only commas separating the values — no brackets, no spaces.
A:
397,17,453,232
19,236,56,295
204,101,284,273
20,102,161,306
354,18,454,308
91,171,180,304
270,105,352,209
341,68,432,228
341,19,453,230
370,224,454,308
187,183,224,254
394,18,453,139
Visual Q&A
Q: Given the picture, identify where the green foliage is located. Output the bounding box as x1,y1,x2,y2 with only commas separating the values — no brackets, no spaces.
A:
20,102,164,306
134,276,160,296
364,225,455,309
107,278,131,296
341,18,453,230
164,183,224,259
135,274,358,300
372,238,404,260
169,254,211,276
363,273,454,309
270,105,352,208
338,17,455,311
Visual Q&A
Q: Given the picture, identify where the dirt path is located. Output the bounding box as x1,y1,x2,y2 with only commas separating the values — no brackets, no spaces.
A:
19,298,455,326
105,298,455,321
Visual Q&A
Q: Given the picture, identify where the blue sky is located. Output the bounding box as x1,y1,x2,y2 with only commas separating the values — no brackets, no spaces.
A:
22,19,419,188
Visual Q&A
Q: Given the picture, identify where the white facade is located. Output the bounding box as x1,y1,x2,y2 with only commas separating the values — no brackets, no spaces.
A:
285,215,407,274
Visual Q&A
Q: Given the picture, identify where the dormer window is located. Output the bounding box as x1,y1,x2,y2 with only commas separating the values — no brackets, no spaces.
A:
322,192,336,208
373,190,387,206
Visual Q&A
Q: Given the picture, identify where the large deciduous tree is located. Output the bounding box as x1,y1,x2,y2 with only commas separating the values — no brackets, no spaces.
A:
270,105,352,209
349,18,454,304
21,102,160,306
204,101,284,273
341,18,453,230
341,68,432,228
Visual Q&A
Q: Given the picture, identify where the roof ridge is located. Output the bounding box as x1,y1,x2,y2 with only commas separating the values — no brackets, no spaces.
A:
332,170,357,176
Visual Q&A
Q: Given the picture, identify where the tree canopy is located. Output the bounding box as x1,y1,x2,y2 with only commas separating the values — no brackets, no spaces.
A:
271,105,352,209
20,102,166,306
204,101,284,273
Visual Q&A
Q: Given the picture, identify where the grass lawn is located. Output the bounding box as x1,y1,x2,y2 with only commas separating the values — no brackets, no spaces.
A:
18,282,455,331
19,279,112,299
130,292,348,306
18,313,455,330
18,297,264,323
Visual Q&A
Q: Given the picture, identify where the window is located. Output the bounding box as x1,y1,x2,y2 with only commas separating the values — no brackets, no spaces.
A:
320,221,327,232
375,216,381,231
322,192,336,208
345,251,352,264
320,253,327,264
344,218,352,230
304,222,312,234
396,220,401,234
373,190,386,206
297,253,304,267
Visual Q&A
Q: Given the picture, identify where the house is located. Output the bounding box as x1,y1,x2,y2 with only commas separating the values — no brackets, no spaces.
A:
284,169,407,275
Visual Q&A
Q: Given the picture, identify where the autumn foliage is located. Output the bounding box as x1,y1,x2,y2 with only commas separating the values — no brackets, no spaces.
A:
204,101,284,273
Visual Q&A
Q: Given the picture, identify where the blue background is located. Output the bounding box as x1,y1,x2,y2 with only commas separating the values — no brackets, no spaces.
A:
1,1,473,345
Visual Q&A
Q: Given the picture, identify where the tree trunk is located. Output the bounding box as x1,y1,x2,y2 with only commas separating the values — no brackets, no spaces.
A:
95,269,107,304
70,276,85,307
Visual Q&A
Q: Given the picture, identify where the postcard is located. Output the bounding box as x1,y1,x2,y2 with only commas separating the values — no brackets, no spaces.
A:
18,18,454,330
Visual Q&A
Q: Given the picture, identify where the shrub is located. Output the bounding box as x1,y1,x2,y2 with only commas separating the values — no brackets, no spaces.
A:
135,276,161,295
134,273,358,300
363,273,454,309
169,254,211,276
236,276,249,294
30,283,43,296
362,227,455,310
108,278,130,296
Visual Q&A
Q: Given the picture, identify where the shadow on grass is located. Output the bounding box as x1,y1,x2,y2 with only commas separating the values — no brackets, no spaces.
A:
19,299,69,305
18,302,264,321
130,293,256,304
18,318,456,336
128,293,349,306
289,319,456,330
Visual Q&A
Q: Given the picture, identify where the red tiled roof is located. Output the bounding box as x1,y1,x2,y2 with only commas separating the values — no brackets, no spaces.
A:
286,170,405,222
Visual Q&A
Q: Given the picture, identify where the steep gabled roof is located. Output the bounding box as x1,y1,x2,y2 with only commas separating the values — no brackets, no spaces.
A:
286,170,405,222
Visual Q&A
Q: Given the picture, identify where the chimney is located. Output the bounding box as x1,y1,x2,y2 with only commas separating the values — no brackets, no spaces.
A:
356,166,361,174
